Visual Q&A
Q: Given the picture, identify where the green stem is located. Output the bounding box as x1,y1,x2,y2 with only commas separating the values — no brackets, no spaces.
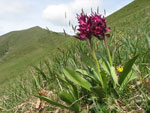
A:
104,38,118,88
104,38,113,66
88,39,104,88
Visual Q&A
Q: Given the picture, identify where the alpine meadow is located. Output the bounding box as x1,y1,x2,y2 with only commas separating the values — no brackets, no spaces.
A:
0,0,150,113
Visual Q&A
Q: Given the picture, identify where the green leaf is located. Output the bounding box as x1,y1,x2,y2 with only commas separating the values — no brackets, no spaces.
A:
68,82,79,100
57,72,68,83
59,91,80,112
91,86,106,100
100,71,108,90
119,55,138,85
110,66,118,86
99,58,110,74
63,68,92,91
59,91,74,104
44,60,53,79
100,57,118,86
32,74,41,90
57,73,79,99
34,66,47,81
36,96,71,110
146,33,150,49
81,53,96,69
76,69,98,82
121,70,138,88
76,69,88,75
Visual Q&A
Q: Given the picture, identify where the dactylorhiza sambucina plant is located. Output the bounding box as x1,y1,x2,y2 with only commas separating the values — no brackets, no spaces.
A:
72,12,139,90
75,12,116,89
37,12,139,112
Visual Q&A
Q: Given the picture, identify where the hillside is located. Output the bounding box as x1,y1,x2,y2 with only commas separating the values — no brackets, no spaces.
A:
0,0,150,112
0,26,72,86
1,0,149,87
108,0,150,23
107,0,150,36
107,0,150,64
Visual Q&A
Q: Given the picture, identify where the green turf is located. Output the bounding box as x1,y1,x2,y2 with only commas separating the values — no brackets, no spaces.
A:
107,0,150,32
0,26,72,87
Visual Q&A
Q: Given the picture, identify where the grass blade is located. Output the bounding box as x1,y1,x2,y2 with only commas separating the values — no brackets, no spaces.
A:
36,96,72,110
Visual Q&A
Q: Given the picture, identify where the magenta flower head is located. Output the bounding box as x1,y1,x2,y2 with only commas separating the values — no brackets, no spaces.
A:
75,12,110,41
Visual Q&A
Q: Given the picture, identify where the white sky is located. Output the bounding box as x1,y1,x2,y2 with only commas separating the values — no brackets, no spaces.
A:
0,0,134,35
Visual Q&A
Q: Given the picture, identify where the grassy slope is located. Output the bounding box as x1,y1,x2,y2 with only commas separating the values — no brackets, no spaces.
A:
108,0,149,22
0,0,150,112
1,0,149,87
107,0,150,64
0,26,72,86
107,0,150,33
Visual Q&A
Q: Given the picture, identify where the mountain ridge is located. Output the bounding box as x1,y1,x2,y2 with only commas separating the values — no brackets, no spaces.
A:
0,26,72,86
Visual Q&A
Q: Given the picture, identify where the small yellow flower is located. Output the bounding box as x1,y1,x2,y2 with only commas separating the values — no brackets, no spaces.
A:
130,53,133,57
117,66,123,72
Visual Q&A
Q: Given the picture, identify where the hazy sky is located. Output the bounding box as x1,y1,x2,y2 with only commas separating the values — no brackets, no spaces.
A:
0,0,133,35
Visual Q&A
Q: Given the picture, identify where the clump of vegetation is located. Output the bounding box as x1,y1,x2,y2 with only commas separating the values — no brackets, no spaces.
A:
35,11,149,113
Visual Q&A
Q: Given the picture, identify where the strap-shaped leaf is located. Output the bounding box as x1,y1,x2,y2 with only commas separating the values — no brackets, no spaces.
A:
99,58,110,74
59,91,75,104
81,53,96,70
36,96,72,110
99,57,118,86
91,86,105,100
63,68,92,91
121,70,138,88
110,66,118,86
32,74,41,90
34,66,48,81
119,55,138,85
145,33,150,48
76,69,98,83
59,91,80,112
100,71,108,90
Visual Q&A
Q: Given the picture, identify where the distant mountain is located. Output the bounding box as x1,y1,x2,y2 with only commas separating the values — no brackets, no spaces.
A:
0,26,72,85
